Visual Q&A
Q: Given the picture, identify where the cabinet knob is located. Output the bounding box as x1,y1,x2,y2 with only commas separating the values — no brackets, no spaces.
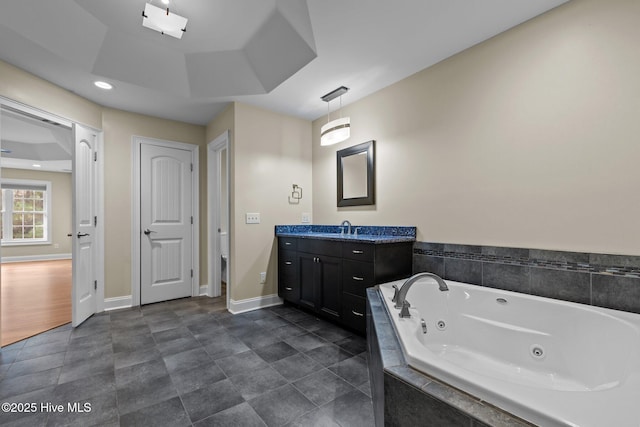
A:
285,261,292,265
352,250,364,254
285,242,292,245
285,287,293,291
351,310,364,317
352,276,364,281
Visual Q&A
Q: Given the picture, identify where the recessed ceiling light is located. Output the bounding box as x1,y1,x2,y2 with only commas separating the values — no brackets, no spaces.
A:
94,81,114,90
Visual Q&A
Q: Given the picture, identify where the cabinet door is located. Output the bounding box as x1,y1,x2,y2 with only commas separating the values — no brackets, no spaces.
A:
298,253,317,311
318,255,342,321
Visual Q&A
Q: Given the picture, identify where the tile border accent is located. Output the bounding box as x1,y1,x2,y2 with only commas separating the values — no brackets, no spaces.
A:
414,243,640,277
413,242,640,314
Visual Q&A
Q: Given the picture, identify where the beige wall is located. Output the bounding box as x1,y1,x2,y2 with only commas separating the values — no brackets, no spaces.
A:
1,168,72,258
207,103,312,302
312,0,640,256
0,61,101,129
0,60,210,299
101,108,206,298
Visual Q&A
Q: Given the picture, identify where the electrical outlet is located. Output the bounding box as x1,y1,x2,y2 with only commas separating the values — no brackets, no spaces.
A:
245,213,260,224
54,243,60,249
301,213,310,224
259,272,266,284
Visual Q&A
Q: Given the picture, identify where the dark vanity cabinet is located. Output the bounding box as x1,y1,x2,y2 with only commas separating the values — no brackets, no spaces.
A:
278,236,412,334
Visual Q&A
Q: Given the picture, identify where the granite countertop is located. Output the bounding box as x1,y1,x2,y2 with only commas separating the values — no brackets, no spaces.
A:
275,225,416,244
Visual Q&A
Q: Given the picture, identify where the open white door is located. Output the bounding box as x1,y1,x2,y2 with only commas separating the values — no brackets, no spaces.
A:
140,143,193,304
72,123,98,327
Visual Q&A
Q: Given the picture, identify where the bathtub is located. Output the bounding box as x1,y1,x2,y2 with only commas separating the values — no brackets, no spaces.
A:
378,278,640,427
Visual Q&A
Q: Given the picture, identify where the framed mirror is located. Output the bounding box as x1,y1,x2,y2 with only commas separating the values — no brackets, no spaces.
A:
337,140,375,207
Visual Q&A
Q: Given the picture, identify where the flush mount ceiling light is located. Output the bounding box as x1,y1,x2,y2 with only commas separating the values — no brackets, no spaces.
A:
94,80,113,90
320,86,350,146
142,2,188,39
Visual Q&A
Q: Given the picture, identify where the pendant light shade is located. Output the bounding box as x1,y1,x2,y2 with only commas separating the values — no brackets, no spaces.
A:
321,117,350,146
320,86,350,146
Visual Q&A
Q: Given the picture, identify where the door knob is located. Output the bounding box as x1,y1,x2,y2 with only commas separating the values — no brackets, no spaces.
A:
143,229,156,235
77,232,90,238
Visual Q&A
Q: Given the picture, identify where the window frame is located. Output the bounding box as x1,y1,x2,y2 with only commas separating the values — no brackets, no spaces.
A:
1,178,53,246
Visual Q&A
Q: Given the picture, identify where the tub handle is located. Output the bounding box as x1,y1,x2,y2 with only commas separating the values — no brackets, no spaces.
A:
399,300,411,318
391,284,400,303
352,276,364,281
351,310,364,317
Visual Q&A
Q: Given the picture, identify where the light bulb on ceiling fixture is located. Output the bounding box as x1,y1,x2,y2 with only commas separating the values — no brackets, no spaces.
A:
94,81,113,90
320,86,350,146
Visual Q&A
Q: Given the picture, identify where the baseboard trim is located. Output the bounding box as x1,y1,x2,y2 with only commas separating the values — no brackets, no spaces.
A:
199,284,208,296
1,253,72,263
229,294,283,314
104,295,133,312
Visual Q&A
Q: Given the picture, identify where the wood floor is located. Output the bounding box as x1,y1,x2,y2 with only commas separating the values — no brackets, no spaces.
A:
1,259,71,346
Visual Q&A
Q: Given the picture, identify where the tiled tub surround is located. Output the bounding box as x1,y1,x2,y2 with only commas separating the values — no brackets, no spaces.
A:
367,288,532,427
413,242,640,314
275,225,416,243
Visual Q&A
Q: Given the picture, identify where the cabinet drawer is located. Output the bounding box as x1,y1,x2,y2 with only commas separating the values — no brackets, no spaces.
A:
278,250,298,281
278,237,298,251
343,260,375,297
298,238,342,257
341,293,366,333
343,242,374,262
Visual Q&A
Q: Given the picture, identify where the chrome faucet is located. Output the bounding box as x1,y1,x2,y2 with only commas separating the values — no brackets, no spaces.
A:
392,272,449,318
340,220,352,235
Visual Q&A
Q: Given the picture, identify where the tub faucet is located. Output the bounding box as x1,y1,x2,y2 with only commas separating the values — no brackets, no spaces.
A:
393,272,449,318
340,220,352,235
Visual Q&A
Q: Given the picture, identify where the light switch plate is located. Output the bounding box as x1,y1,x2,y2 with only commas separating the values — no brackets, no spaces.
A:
301,213,310,224
246,213,260,224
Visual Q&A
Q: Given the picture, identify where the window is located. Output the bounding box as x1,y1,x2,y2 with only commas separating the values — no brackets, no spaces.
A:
1,179,52,245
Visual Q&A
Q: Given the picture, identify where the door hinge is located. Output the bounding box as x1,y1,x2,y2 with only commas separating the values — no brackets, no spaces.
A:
191,269,193,278
190,163,193,172
191,216,193,225
94,280,97,290
94,216,97,227
94,152,97,162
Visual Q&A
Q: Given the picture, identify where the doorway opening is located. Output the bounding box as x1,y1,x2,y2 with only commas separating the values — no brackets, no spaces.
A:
0,99,104,346
207,131,230,307
131,136,199,306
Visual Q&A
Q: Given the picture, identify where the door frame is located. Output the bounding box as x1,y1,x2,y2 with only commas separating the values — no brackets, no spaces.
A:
0,96,105,338
131,136,199,306
207,130,230,303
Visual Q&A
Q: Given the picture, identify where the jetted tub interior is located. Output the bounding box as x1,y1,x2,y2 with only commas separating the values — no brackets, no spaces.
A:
379,278,640,427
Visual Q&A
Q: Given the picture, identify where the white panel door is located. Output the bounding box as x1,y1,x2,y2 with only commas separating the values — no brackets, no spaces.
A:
140,143,193,304
72,124,97,327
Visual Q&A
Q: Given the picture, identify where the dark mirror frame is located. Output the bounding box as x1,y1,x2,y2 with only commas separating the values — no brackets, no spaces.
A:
337,140,375,207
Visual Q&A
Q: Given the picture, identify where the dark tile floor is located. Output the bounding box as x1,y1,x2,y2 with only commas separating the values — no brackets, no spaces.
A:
0,296,373,426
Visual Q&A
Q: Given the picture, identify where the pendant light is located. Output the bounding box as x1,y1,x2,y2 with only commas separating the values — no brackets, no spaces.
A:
320,86,350,146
